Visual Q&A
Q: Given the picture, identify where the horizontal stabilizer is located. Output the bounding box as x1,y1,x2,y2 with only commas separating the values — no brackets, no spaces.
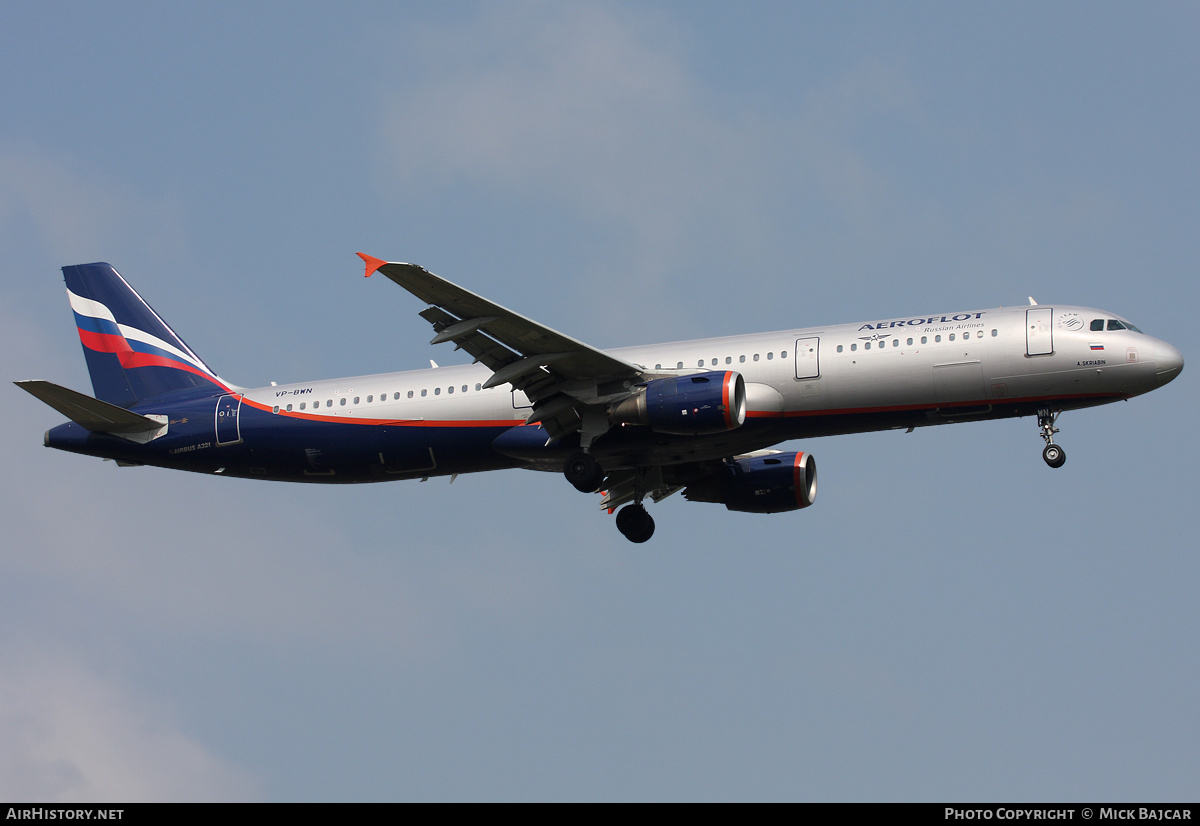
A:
15,380,165,433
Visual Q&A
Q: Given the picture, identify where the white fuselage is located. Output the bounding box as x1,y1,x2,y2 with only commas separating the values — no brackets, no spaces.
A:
244,304,1178,440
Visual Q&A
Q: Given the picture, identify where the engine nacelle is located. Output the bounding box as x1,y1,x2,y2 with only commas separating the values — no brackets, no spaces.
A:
684,451,817,514
611,371,746,436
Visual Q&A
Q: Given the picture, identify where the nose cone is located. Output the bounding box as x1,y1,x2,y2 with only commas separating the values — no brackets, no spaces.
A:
1154,340,1184,385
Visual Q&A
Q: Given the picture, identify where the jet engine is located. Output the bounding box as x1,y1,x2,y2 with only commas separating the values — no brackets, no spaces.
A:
683,451,817,514
611,371,747,436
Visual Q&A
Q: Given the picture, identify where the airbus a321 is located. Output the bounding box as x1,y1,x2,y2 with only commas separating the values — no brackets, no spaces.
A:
17,255,1183,543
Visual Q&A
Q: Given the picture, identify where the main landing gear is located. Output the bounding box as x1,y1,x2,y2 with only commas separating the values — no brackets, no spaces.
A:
563,453,657,543
1037,407,1066,468
563,451,604,493
615,503,655,544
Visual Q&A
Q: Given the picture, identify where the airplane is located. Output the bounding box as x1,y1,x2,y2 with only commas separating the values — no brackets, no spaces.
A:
16,255,1184,543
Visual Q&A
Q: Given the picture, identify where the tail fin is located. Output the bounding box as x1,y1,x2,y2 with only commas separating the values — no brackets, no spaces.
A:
63,263,232,408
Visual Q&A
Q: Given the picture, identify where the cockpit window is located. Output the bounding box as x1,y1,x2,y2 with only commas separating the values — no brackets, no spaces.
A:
1093,318,1144,334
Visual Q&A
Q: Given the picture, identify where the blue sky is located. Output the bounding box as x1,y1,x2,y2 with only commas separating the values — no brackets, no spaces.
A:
2,1,1197,801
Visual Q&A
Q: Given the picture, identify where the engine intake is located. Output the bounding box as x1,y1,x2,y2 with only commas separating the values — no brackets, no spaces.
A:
611,371,747,436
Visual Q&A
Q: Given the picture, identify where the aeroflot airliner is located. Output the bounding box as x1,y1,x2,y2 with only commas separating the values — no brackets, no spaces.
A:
17,255,1184,543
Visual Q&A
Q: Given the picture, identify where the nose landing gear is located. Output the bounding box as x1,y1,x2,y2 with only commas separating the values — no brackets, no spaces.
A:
1037,408,1066,468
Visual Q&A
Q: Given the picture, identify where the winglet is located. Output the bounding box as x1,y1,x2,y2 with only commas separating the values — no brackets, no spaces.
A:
357,252,388,278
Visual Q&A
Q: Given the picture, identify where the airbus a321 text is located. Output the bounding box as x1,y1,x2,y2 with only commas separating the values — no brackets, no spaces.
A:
17,255,1184,543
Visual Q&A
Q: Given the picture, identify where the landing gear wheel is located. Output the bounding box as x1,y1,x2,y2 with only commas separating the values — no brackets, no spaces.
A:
616,504,655,544
564,452,604,493
1042,443,1066,469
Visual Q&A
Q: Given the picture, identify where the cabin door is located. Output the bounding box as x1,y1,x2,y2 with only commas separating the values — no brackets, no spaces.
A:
1026,308,1054,356
215,394,243,445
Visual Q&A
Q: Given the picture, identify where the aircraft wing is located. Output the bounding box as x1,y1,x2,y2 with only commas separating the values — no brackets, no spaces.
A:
359,254,644,438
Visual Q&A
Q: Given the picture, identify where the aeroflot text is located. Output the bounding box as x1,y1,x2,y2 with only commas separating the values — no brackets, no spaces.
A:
860,313,986,331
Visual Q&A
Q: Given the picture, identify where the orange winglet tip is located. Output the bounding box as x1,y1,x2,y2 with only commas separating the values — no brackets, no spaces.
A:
357,252,387,278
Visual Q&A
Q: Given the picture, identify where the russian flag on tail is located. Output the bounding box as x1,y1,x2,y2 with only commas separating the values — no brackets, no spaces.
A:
63,263,231,408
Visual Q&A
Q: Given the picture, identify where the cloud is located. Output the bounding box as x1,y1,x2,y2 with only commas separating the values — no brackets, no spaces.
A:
373,3,948,341
378,4,779,292
0,143,187,266
0,641,261,802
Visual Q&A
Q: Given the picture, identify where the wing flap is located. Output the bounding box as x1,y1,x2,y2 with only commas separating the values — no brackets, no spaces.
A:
417,306,517,372
364,256,641,385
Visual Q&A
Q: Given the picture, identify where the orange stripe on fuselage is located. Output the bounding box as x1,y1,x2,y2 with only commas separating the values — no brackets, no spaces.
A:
240,396,523,427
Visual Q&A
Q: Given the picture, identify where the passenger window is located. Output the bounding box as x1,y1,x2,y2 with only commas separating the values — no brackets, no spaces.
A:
676,361,684,369
739,355,746,363
299,402,305,410
447,386,454,394
340,398,347,406
421,389,427,397
1091,319,1105,331
921,336,928,344
394,392,400,400
286,404,293,412
893,340,899,348
367,395,373,403
353,396,360,404
907,338,913,346
475,383,482,391
780,350,786,359
837,345,844,353
725,356,732,364
949,333,955,341
434,387,441,395
698,359,704,367
935,335,941,343
865,342,871,350
850,343,857,352
273,406,279,414
462,385,468,393
991,329,998,337
767,352,773,360
655,363,661,369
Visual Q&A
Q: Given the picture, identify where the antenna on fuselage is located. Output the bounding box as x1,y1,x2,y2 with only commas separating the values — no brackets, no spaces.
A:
1028,297,1038,306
